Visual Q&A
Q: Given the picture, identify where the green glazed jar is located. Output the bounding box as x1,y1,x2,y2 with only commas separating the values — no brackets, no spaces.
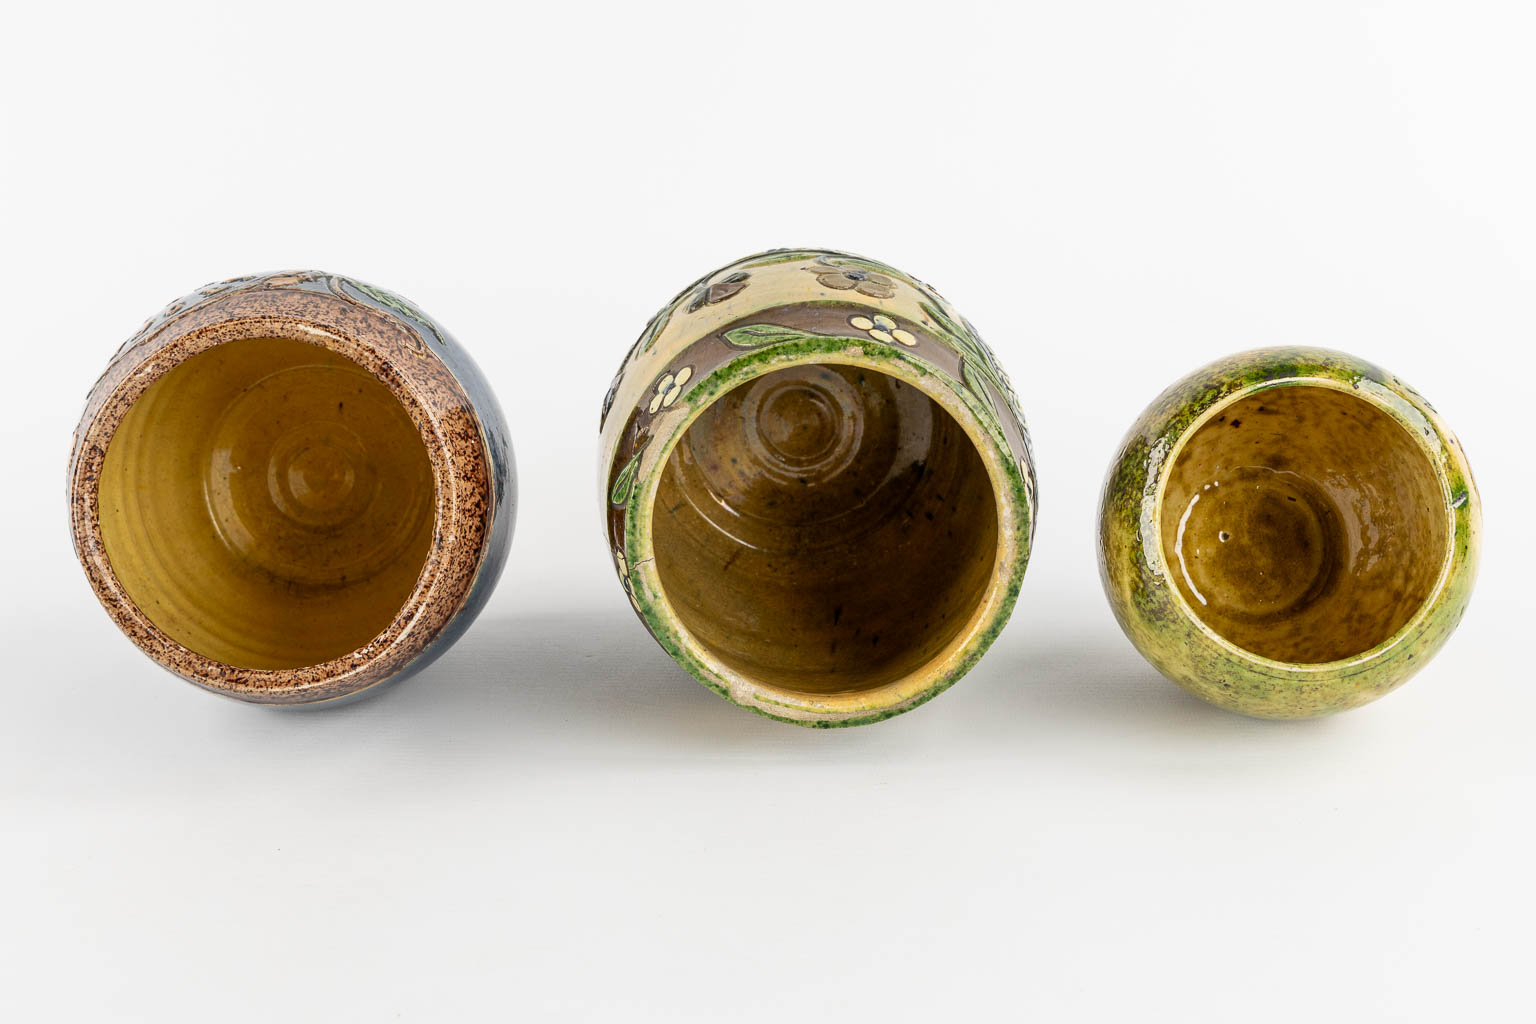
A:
1099,347,1480,718
599,249,1037,727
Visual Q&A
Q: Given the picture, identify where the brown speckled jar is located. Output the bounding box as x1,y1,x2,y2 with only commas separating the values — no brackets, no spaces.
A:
69,271,514,705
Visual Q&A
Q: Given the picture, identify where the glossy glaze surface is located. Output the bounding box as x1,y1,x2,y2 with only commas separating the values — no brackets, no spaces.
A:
654,363,998,695
1162,385,1446,665
1099,347,1479,718
71,271,514,704
99,337,435,669
600,249,1036,726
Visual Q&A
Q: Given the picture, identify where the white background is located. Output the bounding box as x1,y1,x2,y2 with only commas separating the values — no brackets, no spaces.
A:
3,2,1532,1020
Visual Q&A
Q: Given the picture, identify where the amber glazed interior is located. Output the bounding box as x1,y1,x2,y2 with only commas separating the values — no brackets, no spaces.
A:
1159,383,1447,664
97,337,435,669
652,363,999,697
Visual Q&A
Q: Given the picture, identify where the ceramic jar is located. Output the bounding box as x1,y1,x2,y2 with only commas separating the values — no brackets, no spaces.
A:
1099,347,1479,717
599,249,1037,726
69,271,514,704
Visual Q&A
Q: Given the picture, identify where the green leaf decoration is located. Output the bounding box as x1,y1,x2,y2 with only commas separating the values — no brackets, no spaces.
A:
962,358,1000,418
919,300,980,356
722,323,826,348
924,300,1027,428
345,278,445,347
636,306,673,356
608,436,652,508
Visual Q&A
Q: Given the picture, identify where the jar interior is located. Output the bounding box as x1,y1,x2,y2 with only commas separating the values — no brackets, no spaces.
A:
652,363,999,697
1159,383,1447,664
97,337,435,669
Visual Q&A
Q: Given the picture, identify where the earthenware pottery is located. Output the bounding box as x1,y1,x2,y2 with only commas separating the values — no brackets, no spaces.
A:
599,249,1037,727
69,271,514,704
1099,347,1479,718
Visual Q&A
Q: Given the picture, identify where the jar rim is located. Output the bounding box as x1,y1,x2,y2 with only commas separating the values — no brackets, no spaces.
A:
621,335,1034,726
69,281,498,704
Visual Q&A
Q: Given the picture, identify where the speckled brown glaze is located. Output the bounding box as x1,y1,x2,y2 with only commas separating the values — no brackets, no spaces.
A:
69,272,515,704
1099,347,1479,718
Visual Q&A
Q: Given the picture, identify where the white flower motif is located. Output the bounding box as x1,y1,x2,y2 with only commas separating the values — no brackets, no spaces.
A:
849,313,916,347
648,365,693,413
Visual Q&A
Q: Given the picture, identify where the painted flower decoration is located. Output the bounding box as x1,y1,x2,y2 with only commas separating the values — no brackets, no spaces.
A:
686,271,749,313
806,263,897,299
648,365,693,413
849,313,917,347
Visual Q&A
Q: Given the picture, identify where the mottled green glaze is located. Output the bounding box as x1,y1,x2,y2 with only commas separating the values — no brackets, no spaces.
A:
1098,347,1480,718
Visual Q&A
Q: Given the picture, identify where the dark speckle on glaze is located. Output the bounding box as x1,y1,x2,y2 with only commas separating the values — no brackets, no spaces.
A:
598,250,1036,727
69,272,515,705
1098,347,1480,718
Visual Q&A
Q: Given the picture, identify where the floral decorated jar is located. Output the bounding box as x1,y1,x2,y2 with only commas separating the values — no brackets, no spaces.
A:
69,271,514,704
1099,347,1479,718
599,249,1037,727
